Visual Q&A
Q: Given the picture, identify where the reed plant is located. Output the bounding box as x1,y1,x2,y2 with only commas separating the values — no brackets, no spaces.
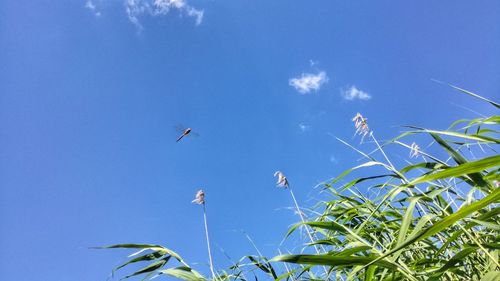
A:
96,85,499,280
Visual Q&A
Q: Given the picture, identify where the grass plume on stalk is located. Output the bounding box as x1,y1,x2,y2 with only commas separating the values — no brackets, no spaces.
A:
274,171,330,278
192,190,217,280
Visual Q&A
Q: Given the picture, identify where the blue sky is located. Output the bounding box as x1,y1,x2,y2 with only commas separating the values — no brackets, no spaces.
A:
1,1,499,280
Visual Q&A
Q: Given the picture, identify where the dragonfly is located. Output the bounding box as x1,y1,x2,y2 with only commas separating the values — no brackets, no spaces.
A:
175,125,199,142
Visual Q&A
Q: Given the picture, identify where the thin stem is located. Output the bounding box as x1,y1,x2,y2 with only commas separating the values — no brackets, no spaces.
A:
370,132,396,174
241,230,263,257
289,189,316,244
278,249,296,281
289,188,330,279
216,243,249,281
203,203,216,280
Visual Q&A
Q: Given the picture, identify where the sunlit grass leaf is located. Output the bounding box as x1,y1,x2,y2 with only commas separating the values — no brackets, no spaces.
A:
429,247,478,279
396,197,420,247
272,254,400,271
408,155,500,186
115,251,166,273
436,207,500,256
122,257,170,280
481,271,500,281
366,187,500,267
332,246,372,256
157,267,205,281
92,243,165,250
432,79,500,109
403,126,500,144
247,255,278,279
93,244,186,264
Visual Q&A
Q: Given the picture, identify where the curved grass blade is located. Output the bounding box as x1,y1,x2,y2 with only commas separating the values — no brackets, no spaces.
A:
247,256,278,279
432,80,500,109
481,271,500,281
408,155,500,186
429,247,478,280
157,266,206,281
92,243,165,250
436,207,500,256
364,187,500,269
403,126,500,144
115,251,166,274
271,254,402,272
396,197,419,247
122,256,171,280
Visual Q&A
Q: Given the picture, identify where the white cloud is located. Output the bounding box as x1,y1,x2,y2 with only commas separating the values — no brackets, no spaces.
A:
85,0,101,16
125,0,148,29
152,0,203,25
127,0,203,29
88,0,203,30
342,85,371,101
186,6,204,26
298,123,310,133
289,71,328,94
309,59,318,67
85,0,96,10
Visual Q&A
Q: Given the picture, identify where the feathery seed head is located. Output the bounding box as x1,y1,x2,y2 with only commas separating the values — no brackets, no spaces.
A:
274,171,289,188
192,189,205,204
410,142,421,158
352,113,370,143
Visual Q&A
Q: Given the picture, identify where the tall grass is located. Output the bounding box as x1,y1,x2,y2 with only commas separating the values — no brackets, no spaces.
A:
96,86,499,280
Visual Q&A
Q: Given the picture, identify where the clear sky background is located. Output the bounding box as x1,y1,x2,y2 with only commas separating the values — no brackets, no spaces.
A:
1,1,499,280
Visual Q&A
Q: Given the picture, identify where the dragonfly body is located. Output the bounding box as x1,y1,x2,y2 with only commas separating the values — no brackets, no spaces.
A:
176,128,192,142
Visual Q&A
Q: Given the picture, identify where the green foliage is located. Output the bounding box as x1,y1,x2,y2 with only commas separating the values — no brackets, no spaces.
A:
96,86,499,280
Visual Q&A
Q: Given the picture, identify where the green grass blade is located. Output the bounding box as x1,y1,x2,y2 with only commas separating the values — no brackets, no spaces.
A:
396,198,419,247
408,155,499,186
481,271,500,281
157,267,206,281
404,127,500,144
122,257,170,280
91,243,165,250
272,254,399,270
114,251,166,273
438,80,500,109
365,187,500,268
430,247,478,279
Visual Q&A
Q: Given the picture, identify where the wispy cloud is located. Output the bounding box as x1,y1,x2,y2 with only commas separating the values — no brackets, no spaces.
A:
125,0,147,28
298,123,310,133
126,0,203,29
289,71,328,94
186,6,204,25
85,0,101,16
86,0,203,29
309,59,318,67
341,85,371,101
